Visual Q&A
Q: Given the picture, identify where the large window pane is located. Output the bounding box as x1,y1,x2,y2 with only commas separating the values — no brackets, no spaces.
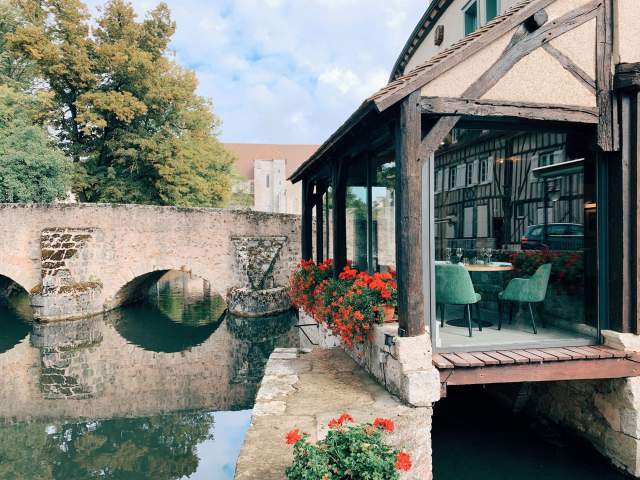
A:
346,159,368,271
433,128,598,350
373,159,396,273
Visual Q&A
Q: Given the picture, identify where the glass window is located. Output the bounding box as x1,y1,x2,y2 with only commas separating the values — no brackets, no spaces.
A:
324,188,333,260
373,159,396,273
346,159,368,271
464,1,478,35
433,128,598,351
485,0,498,22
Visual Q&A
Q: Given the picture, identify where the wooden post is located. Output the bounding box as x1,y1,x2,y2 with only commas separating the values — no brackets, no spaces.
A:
316,185,324,263
395,90,425,337
301,179,313,261
332,162,347,276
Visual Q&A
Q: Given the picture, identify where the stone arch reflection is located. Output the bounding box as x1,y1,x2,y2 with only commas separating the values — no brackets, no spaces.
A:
109,270,227,353
0,274,32,354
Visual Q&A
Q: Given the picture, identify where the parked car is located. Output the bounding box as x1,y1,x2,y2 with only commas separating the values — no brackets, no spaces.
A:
520,223,584,250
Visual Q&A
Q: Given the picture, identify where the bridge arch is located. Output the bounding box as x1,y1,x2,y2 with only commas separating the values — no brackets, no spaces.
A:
0,274,33,354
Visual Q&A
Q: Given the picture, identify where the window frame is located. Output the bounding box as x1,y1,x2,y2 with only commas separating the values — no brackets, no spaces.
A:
463,0,479,35
485,0,499,23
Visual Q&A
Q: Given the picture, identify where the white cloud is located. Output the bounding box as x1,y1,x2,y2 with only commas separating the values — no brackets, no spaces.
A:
90,0,427,143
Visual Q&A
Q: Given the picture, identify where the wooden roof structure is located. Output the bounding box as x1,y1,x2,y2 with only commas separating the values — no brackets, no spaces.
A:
290,0,613,184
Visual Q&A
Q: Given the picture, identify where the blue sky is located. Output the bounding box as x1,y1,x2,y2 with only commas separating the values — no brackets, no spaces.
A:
86,0,427,144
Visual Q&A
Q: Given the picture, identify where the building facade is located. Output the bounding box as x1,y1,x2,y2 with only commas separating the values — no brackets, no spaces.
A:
224,143,318,215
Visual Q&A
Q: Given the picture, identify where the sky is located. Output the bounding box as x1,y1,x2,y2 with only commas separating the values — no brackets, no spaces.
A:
86,0,427,145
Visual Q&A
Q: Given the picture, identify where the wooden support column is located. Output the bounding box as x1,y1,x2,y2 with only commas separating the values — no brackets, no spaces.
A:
395,90,425,337
611,64,640,333
301,178,313,261
596,0,616,151
332,162,347,276
315,185,325,263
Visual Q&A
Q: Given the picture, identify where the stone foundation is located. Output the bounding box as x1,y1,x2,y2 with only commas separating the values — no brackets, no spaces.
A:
235,348,433,480
227,286,291,317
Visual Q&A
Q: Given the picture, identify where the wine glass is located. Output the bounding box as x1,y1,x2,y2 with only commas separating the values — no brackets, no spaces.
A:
445,248,452,263
479,248,487,264
486,248,493,264
456,248,463,264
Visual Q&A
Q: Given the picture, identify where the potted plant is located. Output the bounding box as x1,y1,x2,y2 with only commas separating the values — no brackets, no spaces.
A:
284,414,412,480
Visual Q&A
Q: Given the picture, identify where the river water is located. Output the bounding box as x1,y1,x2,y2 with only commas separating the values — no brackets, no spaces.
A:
0,272,631,479
0,272,297,480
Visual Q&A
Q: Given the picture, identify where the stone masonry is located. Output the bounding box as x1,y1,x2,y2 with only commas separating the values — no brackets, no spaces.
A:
0,204,301,321
235,348,433,480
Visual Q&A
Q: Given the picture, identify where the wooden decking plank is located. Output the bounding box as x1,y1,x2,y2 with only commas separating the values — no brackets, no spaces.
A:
579,346,614,359
454,352,486,367
513,349,544,363
441,353,473,367
468,352,500,366
433,354,455,369
539,348,573,361
593,346,628,358
442,357,640,386
565,346,600,359
524,349,560,362
482,351,516,364
496,350,530,364
550,347,584,360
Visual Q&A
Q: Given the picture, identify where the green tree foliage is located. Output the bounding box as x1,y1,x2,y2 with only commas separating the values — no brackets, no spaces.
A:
7,0,234,206
0,0,35,88
0,85,72,202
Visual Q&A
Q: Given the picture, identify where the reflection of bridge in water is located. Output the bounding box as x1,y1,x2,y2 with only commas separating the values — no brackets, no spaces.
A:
0,310,296,421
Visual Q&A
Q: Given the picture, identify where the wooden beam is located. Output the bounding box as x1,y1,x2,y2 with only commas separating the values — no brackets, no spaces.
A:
596,0,615,151
332,161,347,276
315,184,325,263
301,179,313,260
420,97,599,123
441,357,640,386
418,1,601,160
615,63,640,91
395,90,425,337
542,43,597,95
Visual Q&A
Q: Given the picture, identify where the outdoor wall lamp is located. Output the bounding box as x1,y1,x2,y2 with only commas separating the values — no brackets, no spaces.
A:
384,333,396,348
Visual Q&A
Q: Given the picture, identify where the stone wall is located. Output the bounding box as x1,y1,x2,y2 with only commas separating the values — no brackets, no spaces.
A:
0,204,301,321
298,310,441,407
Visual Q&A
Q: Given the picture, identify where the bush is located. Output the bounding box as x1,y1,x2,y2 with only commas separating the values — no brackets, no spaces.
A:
285,414,411,480
508,250,584,295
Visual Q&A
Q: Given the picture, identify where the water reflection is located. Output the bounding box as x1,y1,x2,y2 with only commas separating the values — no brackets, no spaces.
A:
0,272,297,480
0,291,32,354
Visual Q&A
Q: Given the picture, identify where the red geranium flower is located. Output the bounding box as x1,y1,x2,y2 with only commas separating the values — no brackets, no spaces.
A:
395,451,412,471
373,417,395,432
285,429,303,445
328,413,354,428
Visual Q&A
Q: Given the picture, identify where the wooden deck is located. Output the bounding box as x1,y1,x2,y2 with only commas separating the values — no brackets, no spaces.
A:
434,346,640,392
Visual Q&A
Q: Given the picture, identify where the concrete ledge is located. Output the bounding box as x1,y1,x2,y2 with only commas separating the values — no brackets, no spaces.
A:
235,348,433,480
603,330,640,352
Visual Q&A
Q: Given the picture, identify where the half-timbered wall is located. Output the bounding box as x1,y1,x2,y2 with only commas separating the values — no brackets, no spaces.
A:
433,131,585,254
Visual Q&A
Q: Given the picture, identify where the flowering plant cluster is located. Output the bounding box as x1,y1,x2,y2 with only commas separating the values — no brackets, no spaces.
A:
285,414,412,479
289,260,397,349
509,250,584,295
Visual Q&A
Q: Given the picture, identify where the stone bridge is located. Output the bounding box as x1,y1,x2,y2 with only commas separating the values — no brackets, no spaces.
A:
0,204,301,321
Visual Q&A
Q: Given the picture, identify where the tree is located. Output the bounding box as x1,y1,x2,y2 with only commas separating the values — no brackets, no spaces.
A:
8,0,234,207
0,0,35,89
0,84,72,202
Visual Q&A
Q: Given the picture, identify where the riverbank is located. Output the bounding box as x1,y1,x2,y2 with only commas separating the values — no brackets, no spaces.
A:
235,348,432,479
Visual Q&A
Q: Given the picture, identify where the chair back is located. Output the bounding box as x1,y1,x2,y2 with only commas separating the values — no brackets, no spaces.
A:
436,263,477,305
528,263,552,302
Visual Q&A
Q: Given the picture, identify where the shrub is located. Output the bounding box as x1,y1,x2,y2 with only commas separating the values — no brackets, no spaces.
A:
285,414,411,480
508,250,584,295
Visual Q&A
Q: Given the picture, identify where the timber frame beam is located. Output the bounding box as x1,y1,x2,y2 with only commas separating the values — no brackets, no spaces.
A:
420,97,599,124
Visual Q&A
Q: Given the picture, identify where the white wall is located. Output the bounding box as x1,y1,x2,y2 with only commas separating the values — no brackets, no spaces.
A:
403,0,522,75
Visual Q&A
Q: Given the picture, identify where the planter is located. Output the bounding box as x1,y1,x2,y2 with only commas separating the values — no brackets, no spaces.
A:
383,304,396,323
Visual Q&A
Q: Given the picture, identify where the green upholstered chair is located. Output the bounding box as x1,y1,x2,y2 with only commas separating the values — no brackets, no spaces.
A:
436,263,482,337
498,263,552,334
